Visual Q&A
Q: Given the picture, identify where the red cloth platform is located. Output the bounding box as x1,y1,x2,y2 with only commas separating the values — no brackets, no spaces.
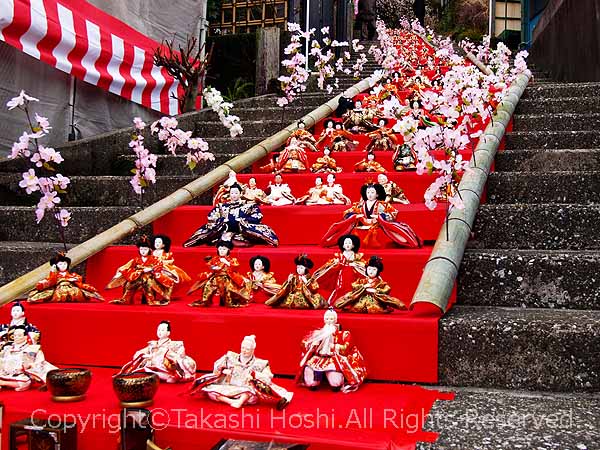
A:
0,368,454,450
153,204,446,247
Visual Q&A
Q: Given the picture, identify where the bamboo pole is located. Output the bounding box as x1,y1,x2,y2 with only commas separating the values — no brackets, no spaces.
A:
410,71,532,312
0,78,376,304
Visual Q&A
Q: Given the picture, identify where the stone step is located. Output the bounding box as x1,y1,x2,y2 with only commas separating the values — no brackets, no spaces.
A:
515,97,600,115
521,82,600,100
191,120,291,138
513,113,600,132
418,387,600,449
0,175,213,207
113,153,242,176
438,306,600,391
487,171,600,204
0,241,81,287
471,204,600,250
235,96,331,109
458,249,600,310
505,131,600,150
0,206,149,245
495,149,600,172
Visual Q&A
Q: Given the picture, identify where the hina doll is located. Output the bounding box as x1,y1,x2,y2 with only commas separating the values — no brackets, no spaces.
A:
265,255,327,309
365,119,400,152
321,183,422,249
0,325,58,391
296,309,367,393
287,120,318,152
335,256,406,313
0,302,40,349
377,173,410,204
106,236,173,306
116,321,196,383
312,234,366,305
27,253,103,303
354,152,386,173
315,119,337,148
189,335,293,410
310,147,342,173
188,240,250,307
331,123,359,152
213,170,247,205
244,255,281,303
277,137,309,172
183,183,279,247
265,174,295,206
322,174,352,205
343,100,379,133
152,234,191,298
295,176,328,205
393,143,418,171
242,177,268,204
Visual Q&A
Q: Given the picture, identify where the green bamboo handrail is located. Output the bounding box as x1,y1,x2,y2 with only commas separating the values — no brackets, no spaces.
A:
0,77,375,304
410,71,532,311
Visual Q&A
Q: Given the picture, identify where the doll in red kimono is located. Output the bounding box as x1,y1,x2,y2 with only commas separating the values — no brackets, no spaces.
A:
296,308,367,392
152,234,191,299
28,253,104,303
107,236,173,306
335,256,406,313
365,118,400,152
188,240,250,307
244,255,281,304
321,183,422,249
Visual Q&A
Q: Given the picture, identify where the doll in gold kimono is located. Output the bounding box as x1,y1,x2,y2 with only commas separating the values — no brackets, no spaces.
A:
377,173,409,204
287,120,318,152
244,255,281,304
365,118,400,152
189,335,293,410
335,256,406,313
310,147,343,173
188,240,250,307
265,255,327,309
0,302,40,350
242,177,268,204
27,253,104,303
295,176,328,205
116,321,196,383
0,325,58,391
107,236,173,306
296,309,367,393
321,183,422,249
277,137,309,172
343,100,379,134
312,234,366,305
331,123,359,152
152,235,191,299
393,143,418,171
213,170,247,205
354,151,386,173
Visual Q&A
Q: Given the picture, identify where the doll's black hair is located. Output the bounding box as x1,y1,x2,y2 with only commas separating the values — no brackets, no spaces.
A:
250,255,271,273
337,234,361,252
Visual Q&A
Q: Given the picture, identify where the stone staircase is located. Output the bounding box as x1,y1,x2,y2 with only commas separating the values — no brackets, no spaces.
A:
419,79,600,447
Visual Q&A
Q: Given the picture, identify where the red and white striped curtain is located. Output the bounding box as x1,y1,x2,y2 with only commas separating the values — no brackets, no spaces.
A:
0,0,181,115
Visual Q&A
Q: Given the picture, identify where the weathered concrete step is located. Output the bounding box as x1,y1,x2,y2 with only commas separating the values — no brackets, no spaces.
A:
505,131,600,150
0,241,82,287
439,306,600,391
521,82,600,99
0,206,150,244
418,387,600,449
458,249,600,310
210,106,315,122
0,175,212,207
236,95,333,109
192,120,290,138
513,113,600,132
114,153,244,176
495,149,600,172
487,171,600,204
515,97,600,114
471,204,600,250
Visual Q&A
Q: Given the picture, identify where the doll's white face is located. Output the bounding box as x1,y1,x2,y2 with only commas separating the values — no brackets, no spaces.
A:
240,341,255,358
154,238,164,250
275,175,283,184
343,238,354,251
366,187,377,201
315,177,323,187
13,329,27,345
253,259,264,271
139,246,151,257
11,305,24,320
366,266,378,278
296,265,307,275
378,120,386,127
355,101,362,108
377,174,388,184
249,178,257,188
335,124,342,130
412,101,419,109
324,148,331,156
323,310,337,326
298,122,305,129
326,174,335,184
327,122,333,129
228,170,237,179
157,323,170,340
56,261,69,272
367,153,375,161
229,187,241,202
217,246,230,257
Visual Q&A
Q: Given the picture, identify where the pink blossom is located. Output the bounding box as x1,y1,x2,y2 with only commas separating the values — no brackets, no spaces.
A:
55,208,71,227
6,90,39,110
51,174,71,190
133,117,146,130
35,113,51,133
19,169,39,194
